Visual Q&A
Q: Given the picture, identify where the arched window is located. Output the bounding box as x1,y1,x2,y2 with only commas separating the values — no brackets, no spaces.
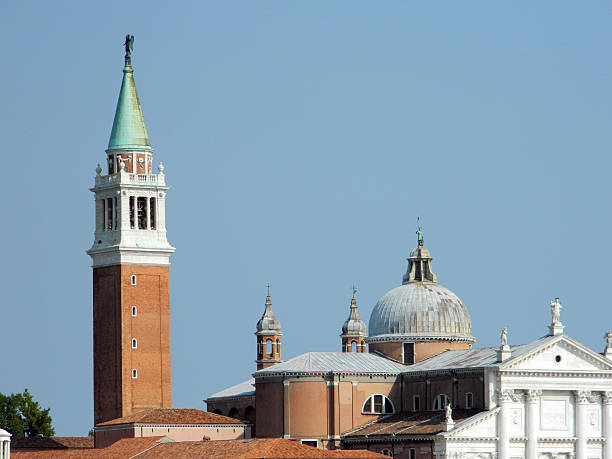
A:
132,369,138,379
351,341,357,352
212,409,222,415
266,339,272,355
362,394,394,414
433,394,449,411
381,449,393,457
131,306,137,316
131,338,137,349
228,407,239,419
131,275,137,285
465,392,473,409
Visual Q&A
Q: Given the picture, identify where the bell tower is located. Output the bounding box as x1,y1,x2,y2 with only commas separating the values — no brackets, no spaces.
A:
88,36,175,426
255,287,282,370
340,289,367,352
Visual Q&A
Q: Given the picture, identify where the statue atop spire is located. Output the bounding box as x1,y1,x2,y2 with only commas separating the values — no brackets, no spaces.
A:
416,217,424,247
124,34,134,58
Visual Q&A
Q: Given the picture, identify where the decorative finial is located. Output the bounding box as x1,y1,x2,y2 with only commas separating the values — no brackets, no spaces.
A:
352,284,358,299
95,164,102,176
500,327,508,348
124,34,134,58
158,162,165,174
416,217,424,247
266,282,271,297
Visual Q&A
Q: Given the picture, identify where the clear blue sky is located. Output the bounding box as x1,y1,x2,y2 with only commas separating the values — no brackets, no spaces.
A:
1,1,612,436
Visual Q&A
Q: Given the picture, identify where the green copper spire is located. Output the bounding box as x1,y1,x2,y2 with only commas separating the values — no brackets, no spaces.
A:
107,36,151,151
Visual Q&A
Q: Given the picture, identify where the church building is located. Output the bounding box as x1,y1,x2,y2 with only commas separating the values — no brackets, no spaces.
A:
208,234,612,459
86,37,612,459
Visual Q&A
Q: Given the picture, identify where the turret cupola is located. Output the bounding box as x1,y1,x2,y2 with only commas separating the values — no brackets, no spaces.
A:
341,288,367,353
255,286,282,370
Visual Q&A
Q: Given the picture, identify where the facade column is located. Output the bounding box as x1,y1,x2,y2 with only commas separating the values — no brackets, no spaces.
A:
575,390,590,459
498,389,513,459
145,196,150,229
283,380,291,439
525,389,541,459
603,391,612,459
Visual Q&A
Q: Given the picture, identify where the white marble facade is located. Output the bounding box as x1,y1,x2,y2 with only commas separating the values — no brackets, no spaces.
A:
434,334,612,459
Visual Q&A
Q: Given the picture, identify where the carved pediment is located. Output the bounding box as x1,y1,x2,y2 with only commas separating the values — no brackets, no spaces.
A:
444,408,499,439
500,335,612,373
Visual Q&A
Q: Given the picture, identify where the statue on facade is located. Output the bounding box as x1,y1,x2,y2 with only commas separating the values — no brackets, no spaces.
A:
124,34,134,57
500,327,508,348
550,297,562,325
445,403,453,423
605,331,612,349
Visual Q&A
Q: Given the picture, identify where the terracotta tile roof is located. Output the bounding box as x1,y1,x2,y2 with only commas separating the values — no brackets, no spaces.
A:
135,438,386,458
11,436,94,450
343,409,482,438
12,436,166,458
12,437,385,458
97,408,245,426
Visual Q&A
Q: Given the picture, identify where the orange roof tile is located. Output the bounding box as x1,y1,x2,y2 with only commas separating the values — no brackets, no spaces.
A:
343,409,482,438
11,436,94,450
12,437,386,458
12,436,166,458
97,408,245,426
135,438,386,458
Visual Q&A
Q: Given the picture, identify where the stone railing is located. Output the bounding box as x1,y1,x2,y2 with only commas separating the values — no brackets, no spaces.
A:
95,171,166,187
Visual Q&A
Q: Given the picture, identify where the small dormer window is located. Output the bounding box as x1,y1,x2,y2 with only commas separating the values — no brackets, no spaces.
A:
466,392,473,409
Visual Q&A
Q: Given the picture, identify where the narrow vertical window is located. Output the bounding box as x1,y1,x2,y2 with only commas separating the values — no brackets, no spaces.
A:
403,342,415,365
149,197,156,230
409,449,415,459
137,197,146,229
466,392,473,409
131,275,137,286
106,198,113,230
131,306,137,316
102,199,107,230
129,196,135,229
351,341,357,353
132,338,137,349
413,395,420,411
132,369,138,379
113,197,118,229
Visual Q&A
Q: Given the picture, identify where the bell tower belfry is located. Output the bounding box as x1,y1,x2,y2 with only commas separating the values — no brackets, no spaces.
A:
87,37,175,426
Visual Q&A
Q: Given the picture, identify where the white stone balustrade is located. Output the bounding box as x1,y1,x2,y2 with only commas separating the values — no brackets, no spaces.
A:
94,171,165,188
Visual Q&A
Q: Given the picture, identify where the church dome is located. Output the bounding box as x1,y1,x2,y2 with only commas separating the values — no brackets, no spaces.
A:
367,236,475,344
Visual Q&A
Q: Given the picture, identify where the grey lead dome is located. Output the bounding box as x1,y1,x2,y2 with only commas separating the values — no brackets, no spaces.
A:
367,244,475,344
